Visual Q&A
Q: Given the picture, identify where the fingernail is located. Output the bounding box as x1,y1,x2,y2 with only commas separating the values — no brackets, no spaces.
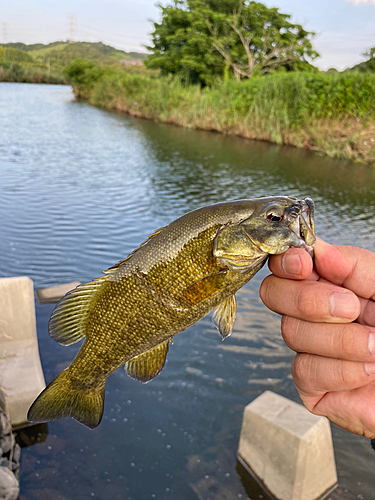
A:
282,253,302,276
365,362,375,375
329,292,359,319
369,333,375,356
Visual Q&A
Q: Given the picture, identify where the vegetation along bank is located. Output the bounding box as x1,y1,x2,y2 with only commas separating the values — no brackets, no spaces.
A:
66,59,375,165
2,0,375,164
64,0,375,165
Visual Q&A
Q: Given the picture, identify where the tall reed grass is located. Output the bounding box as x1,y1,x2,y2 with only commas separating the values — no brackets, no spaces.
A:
0,62,67,84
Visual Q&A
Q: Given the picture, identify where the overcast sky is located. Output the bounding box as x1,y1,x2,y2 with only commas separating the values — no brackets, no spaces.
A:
1,0,374,70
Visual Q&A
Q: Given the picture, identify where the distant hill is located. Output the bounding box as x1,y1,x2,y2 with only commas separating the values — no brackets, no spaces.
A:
347,59,375,73
2,41,148,69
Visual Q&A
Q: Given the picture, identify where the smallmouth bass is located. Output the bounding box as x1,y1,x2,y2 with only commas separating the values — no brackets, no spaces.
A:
28,197,315,428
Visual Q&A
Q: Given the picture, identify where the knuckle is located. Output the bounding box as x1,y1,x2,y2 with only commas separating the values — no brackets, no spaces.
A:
292,353,309,383
259,275,275,307
297,285,321,318
281,316,299,350
258,277,269,304
340,326,356,358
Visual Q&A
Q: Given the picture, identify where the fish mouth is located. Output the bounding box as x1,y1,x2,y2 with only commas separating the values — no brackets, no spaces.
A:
290,198,316,256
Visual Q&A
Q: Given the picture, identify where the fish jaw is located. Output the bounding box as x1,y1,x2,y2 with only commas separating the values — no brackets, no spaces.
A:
289,198,316,256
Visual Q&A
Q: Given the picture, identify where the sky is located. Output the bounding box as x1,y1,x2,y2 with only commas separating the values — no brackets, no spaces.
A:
1,0,374,70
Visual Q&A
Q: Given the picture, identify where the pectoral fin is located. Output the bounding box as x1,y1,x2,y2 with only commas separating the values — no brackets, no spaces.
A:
212,294,236,340
182,272,227,304
125,340,170,383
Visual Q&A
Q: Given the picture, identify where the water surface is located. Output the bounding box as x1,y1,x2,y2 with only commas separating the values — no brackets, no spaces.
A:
1,83,375,500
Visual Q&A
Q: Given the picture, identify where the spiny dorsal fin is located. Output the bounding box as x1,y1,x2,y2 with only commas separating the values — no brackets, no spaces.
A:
104,226,165,273
212,294,237,340
125,340,170,383
49,275,111,346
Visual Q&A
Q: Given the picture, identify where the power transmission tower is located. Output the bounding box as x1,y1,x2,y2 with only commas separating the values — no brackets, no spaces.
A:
68,14,75,43
2,22,8,44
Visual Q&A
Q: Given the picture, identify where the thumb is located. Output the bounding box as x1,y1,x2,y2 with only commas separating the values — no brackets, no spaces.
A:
314,239,375,300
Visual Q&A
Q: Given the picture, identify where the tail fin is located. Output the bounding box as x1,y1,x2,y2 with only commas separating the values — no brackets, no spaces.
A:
27,370,105,429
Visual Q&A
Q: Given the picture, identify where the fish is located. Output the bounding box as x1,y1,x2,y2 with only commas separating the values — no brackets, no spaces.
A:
28,196,315,429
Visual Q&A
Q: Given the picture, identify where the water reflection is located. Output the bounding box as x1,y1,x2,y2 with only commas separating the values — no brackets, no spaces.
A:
1,83,374,500
16,424,49,449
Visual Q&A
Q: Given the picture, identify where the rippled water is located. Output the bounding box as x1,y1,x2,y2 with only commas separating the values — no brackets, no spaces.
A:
1,83,375,500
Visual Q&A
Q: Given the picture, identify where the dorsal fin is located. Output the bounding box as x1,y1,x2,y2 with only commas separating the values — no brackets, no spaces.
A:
49,227,166,346
125,340,170,383
104,226,165,273
49,275,112,346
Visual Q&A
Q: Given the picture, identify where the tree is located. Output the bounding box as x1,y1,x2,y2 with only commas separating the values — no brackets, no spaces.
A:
145,1,224,85
347,45,375,73
145,0,319,85
363,46,375,71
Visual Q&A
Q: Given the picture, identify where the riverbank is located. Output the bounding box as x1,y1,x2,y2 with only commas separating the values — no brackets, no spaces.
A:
0,62,67,84
66,61,375,164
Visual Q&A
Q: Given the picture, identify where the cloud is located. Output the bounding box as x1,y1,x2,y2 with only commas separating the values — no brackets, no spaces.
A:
346,0,375,5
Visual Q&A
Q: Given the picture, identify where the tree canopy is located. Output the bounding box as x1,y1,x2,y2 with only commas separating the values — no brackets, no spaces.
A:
363,46,375,71
145,0,319,85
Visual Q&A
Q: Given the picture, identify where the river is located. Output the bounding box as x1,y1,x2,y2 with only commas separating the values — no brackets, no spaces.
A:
1,83,375,500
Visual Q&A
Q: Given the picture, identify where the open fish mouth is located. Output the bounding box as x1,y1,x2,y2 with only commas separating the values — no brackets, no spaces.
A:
290,198,316,256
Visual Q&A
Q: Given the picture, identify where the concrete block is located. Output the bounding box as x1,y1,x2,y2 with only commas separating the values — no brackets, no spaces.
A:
238,391,337,500
0,277,45,428
35,281,80,303
0,466,19,500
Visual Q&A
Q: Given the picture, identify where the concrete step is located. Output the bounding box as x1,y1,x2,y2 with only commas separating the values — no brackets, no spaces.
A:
35,281,81,303
238,391,338,500
0,277,46,429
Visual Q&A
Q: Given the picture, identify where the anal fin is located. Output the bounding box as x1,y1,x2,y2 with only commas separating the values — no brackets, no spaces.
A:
125,340,170,383
212,294,236,340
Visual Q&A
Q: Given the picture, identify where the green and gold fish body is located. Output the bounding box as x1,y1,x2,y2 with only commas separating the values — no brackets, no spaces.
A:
28,197,315,428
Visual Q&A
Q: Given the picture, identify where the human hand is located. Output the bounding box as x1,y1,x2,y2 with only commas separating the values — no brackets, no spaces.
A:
259,238,375,438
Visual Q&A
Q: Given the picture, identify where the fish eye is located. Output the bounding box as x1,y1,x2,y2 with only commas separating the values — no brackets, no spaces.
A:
266,213,283,222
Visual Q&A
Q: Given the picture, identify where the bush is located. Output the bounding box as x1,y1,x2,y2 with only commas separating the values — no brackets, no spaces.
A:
63,59,108,97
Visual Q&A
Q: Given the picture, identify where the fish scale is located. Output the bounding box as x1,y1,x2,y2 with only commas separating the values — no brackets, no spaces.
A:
28,197,315,428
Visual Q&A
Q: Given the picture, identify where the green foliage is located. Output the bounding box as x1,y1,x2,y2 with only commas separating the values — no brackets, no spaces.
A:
0,42,154,85
349,45,375,73
0,61,67,84
2,41,64,52
62,59,375,162
69,59,375,124
145,0,319,85
225,72,375,125
145,3,222,85
2,42,147,70
63,59,109,97
0,46,34,64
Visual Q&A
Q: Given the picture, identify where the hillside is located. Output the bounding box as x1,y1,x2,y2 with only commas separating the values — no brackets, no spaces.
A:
2,41,148,69
347,59,375,73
